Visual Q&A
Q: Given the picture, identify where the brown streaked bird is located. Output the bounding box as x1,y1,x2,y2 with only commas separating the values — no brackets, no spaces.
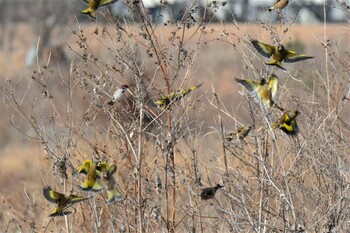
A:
251,40,314,71
81,0,118,18
154,84,202,110
272,110,300,135
269,0,289,12
226,124,253,141
200,184,224,200
235,74,284,111
78,160,106,192
101,164,123,203
43,186,89,217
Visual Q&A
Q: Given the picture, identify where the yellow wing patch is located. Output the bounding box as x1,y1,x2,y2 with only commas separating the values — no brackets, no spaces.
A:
268,74,278,100
284,51,314,63
251,40,275,58
43,186,64,204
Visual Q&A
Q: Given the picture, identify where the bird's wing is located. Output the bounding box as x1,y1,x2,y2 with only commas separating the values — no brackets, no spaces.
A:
286,110,299,121
100,0,118,7
251,40,274,58
280,119,299,135
49,208,71,217
81,0,89,4
190,83,203,91
272,113,289,129
235,78,261,101
284,50,314,63
108,164,117,175
107,189,123,204
77,160,92,174
268,75,279,100
236,127,244,134
96,162,108,172
43,186,64,204
80,179,103,192
70,195,89,204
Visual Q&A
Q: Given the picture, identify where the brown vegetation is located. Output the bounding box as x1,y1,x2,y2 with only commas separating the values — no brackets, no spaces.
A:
1,2,350,233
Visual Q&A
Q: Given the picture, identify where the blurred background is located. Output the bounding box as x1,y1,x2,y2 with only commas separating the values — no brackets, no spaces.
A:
0,0,349,232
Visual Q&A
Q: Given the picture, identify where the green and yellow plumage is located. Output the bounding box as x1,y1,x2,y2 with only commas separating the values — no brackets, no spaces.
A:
235,74,283,110
81,0,118,18
272,110,300,135
155,84,202,110
226,124,253,141
251,40,314,70
43,186,89,217
101,164,122,203
78,160,105,192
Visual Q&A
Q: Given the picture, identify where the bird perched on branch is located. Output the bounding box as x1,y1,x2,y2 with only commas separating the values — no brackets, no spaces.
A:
81,0,118,18
251,40,314,71
200,184,224,200
101,164,123,203
108,84,129,105
43,186,89,217
235,74,284,110
78,160,107,192
268,0,289,11
272,110,300,135
226,124,253,141
154,84,202,110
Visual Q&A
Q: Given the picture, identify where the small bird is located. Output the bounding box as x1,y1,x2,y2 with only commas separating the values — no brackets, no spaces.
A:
251,40,314,71
272,110,300,135
226,124,253,141
78,160,105,192
81,0,118,18
101,164,123,203
235,74,284,110
154,84,202,110
43,186,89,217
268,0,289,12
107,84,129,105
77,160,107,175
200,184,224,200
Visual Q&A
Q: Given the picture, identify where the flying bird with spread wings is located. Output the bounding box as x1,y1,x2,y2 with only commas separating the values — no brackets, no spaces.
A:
235,74,284,110
251,40,314,71
43,186,89,217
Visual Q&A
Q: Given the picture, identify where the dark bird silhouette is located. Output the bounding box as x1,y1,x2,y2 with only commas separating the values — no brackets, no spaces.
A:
200,184,224,200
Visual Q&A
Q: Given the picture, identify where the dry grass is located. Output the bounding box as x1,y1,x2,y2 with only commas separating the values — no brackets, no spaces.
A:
1,4,350,232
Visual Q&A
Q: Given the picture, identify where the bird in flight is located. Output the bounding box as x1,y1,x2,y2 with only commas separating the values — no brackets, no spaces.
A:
81,0,118,18
235,74,284,111
78,160,107,192
101,163,123,203
43,186,89,217
251,40,314,71
268,0,289,12
272,110,300,135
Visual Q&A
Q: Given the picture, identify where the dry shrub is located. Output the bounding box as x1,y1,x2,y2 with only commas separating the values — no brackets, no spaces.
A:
1,1,350,233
